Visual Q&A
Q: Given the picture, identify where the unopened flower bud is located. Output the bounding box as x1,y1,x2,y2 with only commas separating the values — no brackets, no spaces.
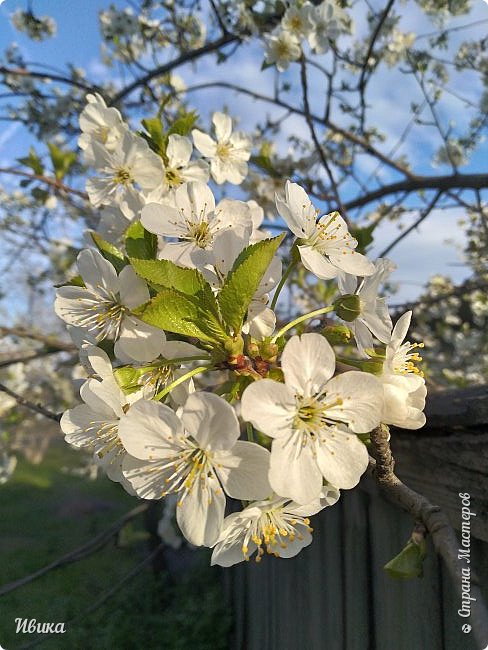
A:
224,335,244,357
335,294,362,322
322,324,353,345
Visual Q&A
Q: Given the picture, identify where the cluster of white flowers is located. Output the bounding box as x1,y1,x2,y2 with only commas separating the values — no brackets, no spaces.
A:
264,0,348,71
55,96,427,566
11,10,57,41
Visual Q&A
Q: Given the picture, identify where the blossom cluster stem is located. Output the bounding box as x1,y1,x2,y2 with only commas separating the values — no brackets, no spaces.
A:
154,365,211,401
271,305,334,342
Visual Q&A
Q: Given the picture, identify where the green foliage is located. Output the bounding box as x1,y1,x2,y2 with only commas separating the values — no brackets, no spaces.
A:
17,146,44,175
0,445,231,649
141,116,166,156
125,221,158,260
47,142,77,180
218,234,284,334
141,110,198,160
129,257,210,296
114,365,150,394
384,537,427,579
90,232,126,273
251,142,280,178
134,288,227,344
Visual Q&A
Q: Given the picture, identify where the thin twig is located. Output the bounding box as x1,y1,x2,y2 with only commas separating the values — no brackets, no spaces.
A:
300,56,350,225
378,189,443,257
0,383,61,422
19,543,164,649
0,504,149,597
0,167,88,200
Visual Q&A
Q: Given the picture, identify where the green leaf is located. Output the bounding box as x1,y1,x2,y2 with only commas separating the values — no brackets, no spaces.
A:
129,257,208,295
384,539,427,580
17,147,44,176
125,221,157,260
218,234,285,334
47,143,77,180
135,288,227,344
141,116,165,156
90,232,126,273
114,366,149,394
167,111,198,138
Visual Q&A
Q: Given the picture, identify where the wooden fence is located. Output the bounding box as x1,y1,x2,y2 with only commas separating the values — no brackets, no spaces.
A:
225,386,488,650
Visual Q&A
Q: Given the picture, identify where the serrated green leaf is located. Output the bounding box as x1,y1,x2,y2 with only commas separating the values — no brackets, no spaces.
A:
125,221,157,260
17,147,44,176
135,288,227,344
90,232,126,273
218,234,285,334
129,257,208,296
168,111,198,137
47,143,77,180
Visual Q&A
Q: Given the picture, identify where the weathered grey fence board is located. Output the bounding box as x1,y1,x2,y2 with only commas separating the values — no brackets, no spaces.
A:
227,386,488,649
227,482,487,649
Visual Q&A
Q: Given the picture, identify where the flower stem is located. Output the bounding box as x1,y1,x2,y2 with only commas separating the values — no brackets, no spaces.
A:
163,355,211,365
246,422,254,443
154,365,211,401
270,258,297,311
271,305,335,342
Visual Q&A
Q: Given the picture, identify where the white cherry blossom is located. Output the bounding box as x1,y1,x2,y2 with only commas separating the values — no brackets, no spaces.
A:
264,28,302,72
241,333,383,504
158,134,209,195
211,486,339,566
86,131,163,207
141,181,253,267
380,311,427,429
338,258,396,356
119,393,272,546
55,249,165,363
78,93,126,165
307,0,344,54
192,112,251,185
60,372,132,489
276,181,374,279
281,3,313,40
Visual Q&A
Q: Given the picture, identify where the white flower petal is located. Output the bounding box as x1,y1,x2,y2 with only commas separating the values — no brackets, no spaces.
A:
181,392,240,451
241,379,295,439
114,316,165,363
213,111,232,142
214,441,271,500
117,399,183,460
77,248,119,294
281,333,336,397
176,473,226,546
324,371,383,433
298,244,338,279
269,435,323,504
315,428,368,489
118,265,150,308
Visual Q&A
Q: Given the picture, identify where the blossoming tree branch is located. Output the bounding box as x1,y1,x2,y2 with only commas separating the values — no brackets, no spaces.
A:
0,0,487,644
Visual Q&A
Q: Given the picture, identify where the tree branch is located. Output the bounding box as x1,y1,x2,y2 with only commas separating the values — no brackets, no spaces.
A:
0,167,88,200
299,56,350,224
378,189,443,257
0,65,99,94
112,34,240,104
0,382,61,422
179,81,413,178
0,326,77,352
369,424,488,649
344,173,488,211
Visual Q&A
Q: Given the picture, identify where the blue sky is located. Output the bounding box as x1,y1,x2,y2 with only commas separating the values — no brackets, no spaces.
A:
0,0,487,306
